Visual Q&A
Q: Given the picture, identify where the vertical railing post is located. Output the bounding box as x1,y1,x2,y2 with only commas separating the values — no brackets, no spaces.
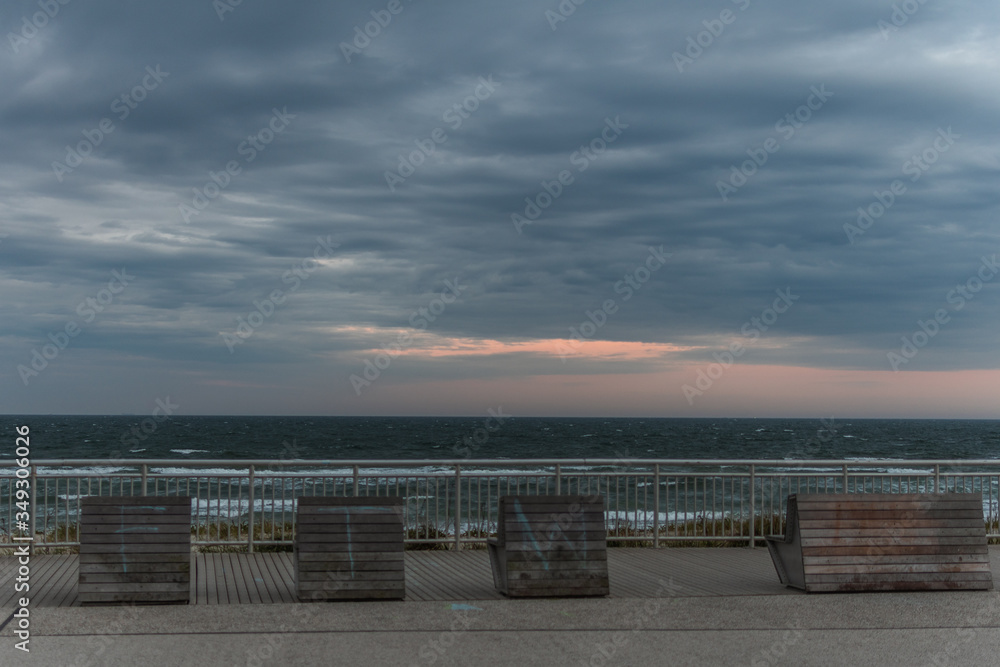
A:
748,464,755,548
141,464,148,496
29,465,37,556
842,464,849,494
934,464,941,493
352,466,360,497
248,465,255,553
555,464,562,495
454,465,462,551
653,464,660,548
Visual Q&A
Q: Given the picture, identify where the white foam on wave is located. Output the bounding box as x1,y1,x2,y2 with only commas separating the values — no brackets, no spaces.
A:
151,467,258,476
36,466,133,476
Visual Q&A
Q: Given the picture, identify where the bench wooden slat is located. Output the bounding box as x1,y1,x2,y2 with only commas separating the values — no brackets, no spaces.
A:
80,572,190,584
296,529,404,540
799,525,988,538
80,553,190,564
796,498,983,509
806,582,989,592
298,561,403,573
503,528,608,539
799,536,989,547
806,572,993,584
799,518,986,528
81,515,193,525
296,551,403,562
507,560,610,573
804,563,992,575
79,523,192,535
298,570,404,581
504,549,608,561
79,543,193,554
799,510,986,521
79,592,193,604
766,493,993,593
803,553,990,566
802,545,987,557
77,582,193,593
794,493,979,502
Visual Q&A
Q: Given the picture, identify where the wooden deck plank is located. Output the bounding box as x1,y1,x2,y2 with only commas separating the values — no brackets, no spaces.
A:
7,546,999,605
404,553,461,600
415,554,478,600
416,550,499,601
254,553,295,602
242,552,273,604
21,554,58,606
260,551,297,603
49,555,81,607
420,551,491,599
395,555,430,601
35,555,76,607
620,549,723,595
204,553,221,605
226,553,255,604
614,550,723,597
49,555,79,607
191,554,200,604
274,552,297,594
242,554,267,604
606,551,676,597
0,557,18,607
622,548,781,597
219,554,237,604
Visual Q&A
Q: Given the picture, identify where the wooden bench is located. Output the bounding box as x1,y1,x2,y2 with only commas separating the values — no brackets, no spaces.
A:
488,495,609,597
766,492,993,592
294,497,405,601
78,496,192,604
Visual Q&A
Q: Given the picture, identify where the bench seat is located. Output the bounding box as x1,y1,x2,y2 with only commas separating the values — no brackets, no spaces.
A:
78,496,192,604
294,497,405,601
765,492,993,593
488,495,609,597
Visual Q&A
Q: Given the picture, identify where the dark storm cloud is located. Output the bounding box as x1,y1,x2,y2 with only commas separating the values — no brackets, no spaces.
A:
2,0,999,412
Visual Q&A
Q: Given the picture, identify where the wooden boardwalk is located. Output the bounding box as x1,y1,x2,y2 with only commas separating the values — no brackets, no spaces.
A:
4,546,999,607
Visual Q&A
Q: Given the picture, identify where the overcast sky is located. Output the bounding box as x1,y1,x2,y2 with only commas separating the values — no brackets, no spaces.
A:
2,0,998,418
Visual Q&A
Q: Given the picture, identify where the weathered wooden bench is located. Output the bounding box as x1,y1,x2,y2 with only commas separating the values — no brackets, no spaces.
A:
766,492,993,592
294,497,405,601
78,496,192,604
488,495,609,597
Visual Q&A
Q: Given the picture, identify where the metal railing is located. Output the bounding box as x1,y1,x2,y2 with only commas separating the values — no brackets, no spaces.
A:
3,459,999,551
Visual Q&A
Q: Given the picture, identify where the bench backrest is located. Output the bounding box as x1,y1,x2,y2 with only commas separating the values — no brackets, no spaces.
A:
78,496,192,604
790,492,992,592
294,496,405,601
494,495,609,596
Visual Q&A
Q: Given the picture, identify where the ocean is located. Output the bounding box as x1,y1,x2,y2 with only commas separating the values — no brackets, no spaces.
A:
5,416,1000,534
4,416,1000,464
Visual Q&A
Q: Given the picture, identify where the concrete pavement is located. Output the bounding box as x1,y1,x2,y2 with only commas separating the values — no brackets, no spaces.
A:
4,590,1000,666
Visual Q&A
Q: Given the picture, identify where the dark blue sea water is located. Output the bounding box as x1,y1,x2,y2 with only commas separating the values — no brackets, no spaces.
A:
3,416,1000,463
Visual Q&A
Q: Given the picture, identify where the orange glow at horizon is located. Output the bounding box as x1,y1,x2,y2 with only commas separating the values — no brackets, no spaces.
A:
357,364,1000,420
333,326,999,419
